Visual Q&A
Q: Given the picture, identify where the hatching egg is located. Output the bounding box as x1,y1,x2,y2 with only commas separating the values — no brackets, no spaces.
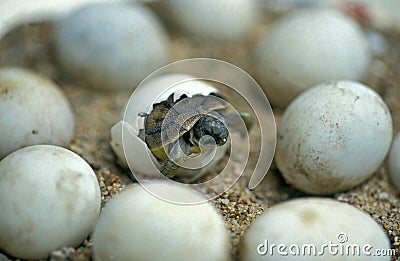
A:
110,73,230,178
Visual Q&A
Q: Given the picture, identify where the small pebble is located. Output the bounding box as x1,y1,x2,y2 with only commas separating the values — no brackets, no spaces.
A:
221,198,230,204
378,192,389,200
50,247,75,261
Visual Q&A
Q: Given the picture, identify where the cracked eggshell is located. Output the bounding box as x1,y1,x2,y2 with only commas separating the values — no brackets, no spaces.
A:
0,67,74,159
164,0,260,41
110,73,229,177
240,198,390,261
110,121,129,168
92,182,230,261
0,145,101,260
388,132,400,191
255,8,371,108
275,80,392,194
55,2,169,90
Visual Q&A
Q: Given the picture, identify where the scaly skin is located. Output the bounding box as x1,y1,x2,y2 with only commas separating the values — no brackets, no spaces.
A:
160,136,191,178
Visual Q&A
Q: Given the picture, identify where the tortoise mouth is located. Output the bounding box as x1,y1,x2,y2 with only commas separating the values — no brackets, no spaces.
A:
187,131,228,149
192,115,229,146
191,128,229,147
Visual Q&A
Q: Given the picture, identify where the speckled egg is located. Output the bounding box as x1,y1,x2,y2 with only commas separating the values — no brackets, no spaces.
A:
0,67,74,159
240,198,390,261
55,2,169,90
255,8,371,107
275,80,392,194
0,145,101,260
164,0,260,40
92,182,230,261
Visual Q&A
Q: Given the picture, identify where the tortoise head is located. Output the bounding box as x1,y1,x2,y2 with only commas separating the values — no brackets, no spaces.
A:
192,115,228,146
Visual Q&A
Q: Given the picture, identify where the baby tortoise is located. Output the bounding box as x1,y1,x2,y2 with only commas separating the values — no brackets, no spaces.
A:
140,93,251,179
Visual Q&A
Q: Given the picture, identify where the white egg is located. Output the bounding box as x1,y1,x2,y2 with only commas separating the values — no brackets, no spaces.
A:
255,8,371,108
240,198,390,261
55,2,169,90
164,0,260,40
387,133,400,191
0,145,101,260
110,73,229,177
275,80,392,194
0,67,74,159
92,182,230,261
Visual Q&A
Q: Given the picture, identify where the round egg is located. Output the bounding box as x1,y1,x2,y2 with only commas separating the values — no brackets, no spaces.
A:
164,0,260,40
0,145,101,260
0,67,74,159
55,2,169,90
387,132,400,191
92,182,230,261
240,198,390,261
255,8,371,108
275,80,392,194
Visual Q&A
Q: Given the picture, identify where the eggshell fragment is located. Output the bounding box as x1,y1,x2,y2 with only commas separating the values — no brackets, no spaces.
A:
240,198,390,261
0,145,101,260
92,182,230,261
275,80,392,194
0,67,74,159
255,8,371,107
